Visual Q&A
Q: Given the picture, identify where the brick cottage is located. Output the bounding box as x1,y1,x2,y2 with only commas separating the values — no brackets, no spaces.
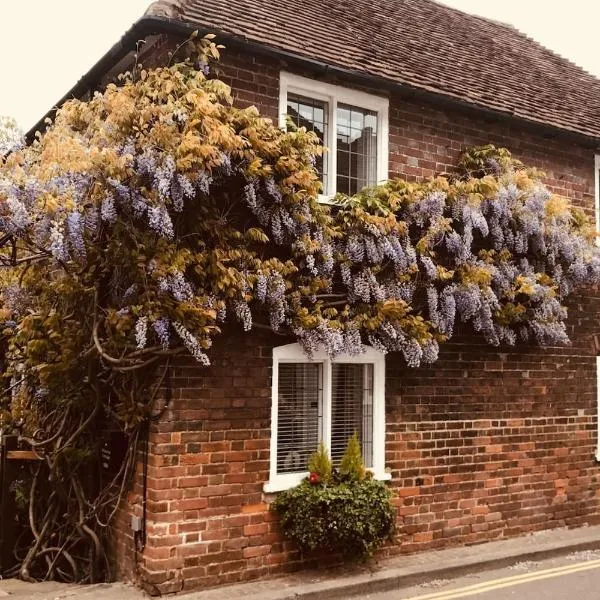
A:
31,0,600,594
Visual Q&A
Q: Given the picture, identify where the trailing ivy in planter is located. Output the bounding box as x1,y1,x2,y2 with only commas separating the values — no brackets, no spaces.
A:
272,436,395,557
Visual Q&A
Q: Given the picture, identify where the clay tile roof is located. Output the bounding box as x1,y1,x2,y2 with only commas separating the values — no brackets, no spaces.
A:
146,0,600,141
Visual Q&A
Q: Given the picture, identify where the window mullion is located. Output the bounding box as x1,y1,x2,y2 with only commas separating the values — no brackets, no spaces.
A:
372,358,386,476
269,358,280,485
377,104,389,185
329,97,337,197
322,359,332,456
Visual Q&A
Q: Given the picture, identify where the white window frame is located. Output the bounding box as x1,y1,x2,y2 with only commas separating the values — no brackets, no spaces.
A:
279,72,389,201
265,343,389,493
595,157,600,461
596,356,600,462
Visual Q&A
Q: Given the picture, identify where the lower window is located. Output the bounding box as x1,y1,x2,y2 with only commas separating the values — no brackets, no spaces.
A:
265,343,388,492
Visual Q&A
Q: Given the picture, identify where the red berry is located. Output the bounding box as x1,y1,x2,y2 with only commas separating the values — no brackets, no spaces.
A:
309,472,320,485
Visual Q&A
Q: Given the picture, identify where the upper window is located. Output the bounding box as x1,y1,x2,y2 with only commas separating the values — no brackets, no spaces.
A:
265,343,388,492
279,72,389,199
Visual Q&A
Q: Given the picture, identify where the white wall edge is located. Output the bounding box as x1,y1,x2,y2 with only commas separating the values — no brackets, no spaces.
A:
596,356,600,462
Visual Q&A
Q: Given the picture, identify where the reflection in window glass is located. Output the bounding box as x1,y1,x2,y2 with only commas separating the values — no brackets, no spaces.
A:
336,103,377,196
286,94,329,194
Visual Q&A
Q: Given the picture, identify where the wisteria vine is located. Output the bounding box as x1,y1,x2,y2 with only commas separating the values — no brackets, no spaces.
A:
0,34,599,582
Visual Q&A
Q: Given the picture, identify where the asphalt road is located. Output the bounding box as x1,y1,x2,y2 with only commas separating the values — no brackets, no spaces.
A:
364,550,600,600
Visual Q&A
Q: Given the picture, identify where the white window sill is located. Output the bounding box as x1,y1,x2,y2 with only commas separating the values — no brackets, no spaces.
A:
263,472,307,493
263,469,392,493
317,194,336,205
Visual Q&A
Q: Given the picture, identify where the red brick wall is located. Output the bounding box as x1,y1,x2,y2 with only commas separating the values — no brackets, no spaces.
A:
387,294,600,551
112,44,600,594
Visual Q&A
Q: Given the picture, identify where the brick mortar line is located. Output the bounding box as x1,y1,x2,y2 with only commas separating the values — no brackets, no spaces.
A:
388,420,596,431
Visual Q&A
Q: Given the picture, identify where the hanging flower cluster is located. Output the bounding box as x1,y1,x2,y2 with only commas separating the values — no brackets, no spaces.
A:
1,68,597,389
0,35,597,431
0,34,598,582
330,156,600,363
0,116,24,157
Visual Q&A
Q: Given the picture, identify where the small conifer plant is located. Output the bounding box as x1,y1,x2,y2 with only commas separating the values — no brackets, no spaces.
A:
339,432,366,482
308,440,333,484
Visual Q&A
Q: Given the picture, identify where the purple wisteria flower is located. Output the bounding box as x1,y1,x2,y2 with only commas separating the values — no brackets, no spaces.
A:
5,197,29,232
153,318,171,349
196,173,212,196
101,193,117,223
135,316,148,349
173,321,210,365
66,212,86,259
49,221,68,261
158,271,193,301
233,300,253,331
1,285,30,317
195,61,210,76
148,206,174,239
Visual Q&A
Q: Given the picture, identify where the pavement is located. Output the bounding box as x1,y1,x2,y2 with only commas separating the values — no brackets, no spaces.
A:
364,549,600,599
0,581,141,599
1,525,600,599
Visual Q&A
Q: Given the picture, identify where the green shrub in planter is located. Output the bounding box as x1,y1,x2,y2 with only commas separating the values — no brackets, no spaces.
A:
307,441,333,484
272,436,395,557
339,433,366,482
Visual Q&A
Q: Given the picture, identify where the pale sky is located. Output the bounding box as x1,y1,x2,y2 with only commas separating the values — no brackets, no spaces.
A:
1,1,599,132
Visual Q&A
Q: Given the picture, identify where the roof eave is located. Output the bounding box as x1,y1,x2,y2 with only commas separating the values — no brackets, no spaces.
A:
26,14,600,149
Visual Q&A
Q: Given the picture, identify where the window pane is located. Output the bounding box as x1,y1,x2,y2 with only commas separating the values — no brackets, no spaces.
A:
277,363,323,474
350,109,364,130
336,103,377,194
337,107,350,128
365,113,377,131
331,363,374,468
336,174,350,196
286,93,329,193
